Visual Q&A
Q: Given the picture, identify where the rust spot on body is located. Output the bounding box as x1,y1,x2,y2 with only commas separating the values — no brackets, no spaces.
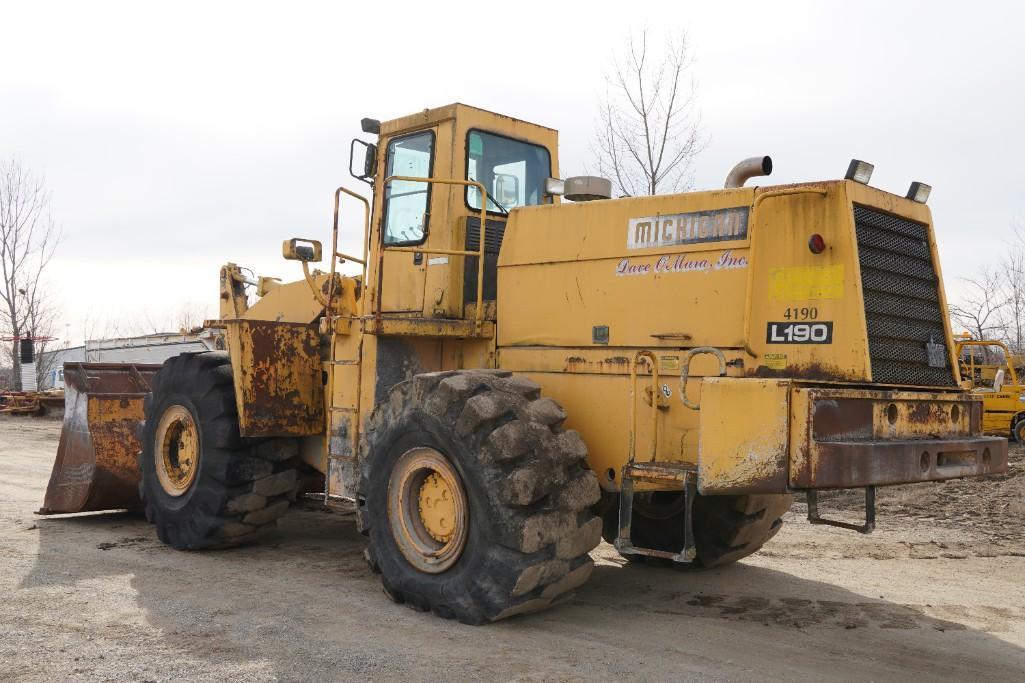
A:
228,320,324,437
565,356,587,371
748,361,856,382
907,401,936,424
812,399,873,441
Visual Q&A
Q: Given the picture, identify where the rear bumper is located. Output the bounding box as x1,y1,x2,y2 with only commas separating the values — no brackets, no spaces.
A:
697,379,1009,494
790,385,1009,490
790,435,1007,489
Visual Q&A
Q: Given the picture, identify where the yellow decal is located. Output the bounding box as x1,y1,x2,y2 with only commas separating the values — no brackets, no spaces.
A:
659,356,680,372
769,265,844,300
764,353,787,370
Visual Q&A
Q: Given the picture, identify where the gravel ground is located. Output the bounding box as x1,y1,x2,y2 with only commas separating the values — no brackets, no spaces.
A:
1,415,1024,681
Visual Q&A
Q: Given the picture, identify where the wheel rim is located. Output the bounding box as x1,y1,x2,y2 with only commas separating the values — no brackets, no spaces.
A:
387,447,469,574
154,405,200,497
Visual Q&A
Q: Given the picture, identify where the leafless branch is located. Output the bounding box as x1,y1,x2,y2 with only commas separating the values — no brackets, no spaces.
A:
949,266,1006,343
592,30,704,196
0,157,63,390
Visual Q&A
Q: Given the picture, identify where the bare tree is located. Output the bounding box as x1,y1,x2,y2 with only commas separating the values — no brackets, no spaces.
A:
0,158,61,390
593,30,703,197
949,266,1006,343
998,245,1025,354
174,301,212,334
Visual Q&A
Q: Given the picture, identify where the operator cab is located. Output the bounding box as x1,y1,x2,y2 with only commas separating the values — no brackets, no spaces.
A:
355,104,560,327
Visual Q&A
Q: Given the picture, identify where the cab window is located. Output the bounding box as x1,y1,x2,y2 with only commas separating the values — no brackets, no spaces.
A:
466,130,551,213
383,131,434,245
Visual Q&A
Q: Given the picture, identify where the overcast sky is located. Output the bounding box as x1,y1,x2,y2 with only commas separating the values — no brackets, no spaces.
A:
2,1,1023,345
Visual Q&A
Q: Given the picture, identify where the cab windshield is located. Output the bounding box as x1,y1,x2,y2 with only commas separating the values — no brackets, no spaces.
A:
466,130,551,213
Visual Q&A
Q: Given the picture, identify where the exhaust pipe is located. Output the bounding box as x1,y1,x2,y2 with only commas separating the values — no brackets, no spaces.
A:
724,156,772,189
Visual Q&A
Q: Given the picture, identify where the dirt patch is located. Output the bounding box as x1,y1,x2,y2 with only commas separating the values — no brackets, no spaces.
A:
1,415,1024,681
790,444,1025,553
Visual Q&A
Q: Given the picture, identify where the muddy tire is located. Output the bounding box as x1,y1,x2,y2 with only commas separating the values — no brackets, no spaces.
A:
691,493,794,567
139,352,299,550
602,491,793,568
359,370,601,624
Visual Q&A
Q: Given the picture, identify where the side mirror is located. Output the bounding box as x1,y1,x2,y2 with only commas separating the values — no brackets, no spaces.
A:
494,173,520,208
350,139,377,185
282,238,323,262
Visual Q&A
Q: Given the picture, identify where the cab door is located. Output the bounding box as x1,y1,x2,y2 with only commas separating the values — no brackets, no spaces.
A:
378,129,437,313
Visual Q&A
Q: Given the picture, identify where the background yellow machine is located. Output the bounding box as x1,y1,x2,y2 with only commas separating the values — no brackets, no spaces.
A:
956,336,1025,441
41,103,1006,623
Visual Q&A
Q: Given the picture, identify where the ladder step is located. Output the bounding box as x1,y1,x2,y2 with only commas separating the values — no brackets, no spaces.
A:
615,461,698,564
624,461,696,486
615,542,696,563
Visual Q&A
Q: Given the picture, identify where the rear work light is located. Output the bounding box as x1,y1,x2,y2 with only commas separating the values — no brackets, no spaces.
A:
845,159,875,185
906,181,932,204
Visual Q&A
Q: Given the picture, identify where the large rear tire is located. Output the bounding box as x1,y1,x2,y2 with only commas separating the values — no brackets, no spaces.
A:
691,493,794,567
360,370,601,624
139,352,299,550
601,491,793,568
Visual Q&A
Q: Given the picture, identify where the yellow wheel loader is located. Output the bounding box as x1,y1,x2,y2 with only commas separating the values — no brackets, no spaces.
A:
40,103,1007,623
955,336,1025,441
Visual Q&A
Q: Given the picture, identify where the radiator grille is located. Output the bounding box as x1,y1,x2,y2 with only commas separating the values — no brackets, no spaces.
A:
854,205,956,386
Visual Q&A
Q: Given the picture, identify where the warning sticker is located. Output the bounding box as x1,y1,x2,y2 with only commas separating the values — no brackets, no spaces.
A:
764,353,787,370
659,356,680,372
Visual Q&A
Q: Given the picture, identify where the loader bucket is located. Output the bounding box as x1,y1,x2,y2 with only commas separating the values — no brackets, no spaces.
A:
38,362,161,515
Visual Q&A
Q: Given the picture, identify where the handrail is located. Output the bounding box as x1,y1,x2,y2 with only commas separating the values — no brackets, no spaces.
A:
628,351,661,464
956,339,1019,386
679,347,727,410
327,187,371,315
300,187,371,313
376,175,488,335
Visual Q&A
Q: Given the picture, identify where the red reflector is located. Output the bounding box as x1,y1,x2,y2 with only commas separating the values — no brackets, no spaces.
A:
808,234,826,254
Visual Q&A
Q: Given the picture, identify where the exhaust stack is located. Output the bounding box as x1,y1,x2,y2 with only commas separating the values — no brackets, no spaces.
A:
724,156,773,189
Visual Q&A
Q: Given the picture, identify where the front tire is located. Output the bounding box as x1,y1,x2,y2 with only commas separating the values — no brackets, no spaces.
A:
139,352,299,550
360,370,602,624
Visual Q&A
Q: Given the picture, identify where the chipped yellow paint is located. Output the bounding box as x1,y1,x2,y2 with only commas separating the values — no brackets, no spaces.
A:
88,395,145,423
226,319,324,437
362,317,495,339
697,378,790,494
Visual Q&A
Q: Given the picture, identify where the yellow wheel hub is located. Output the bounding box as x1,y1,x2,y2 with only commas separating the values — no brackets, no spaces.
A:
418,472,457,543
388,447,469,574
154,405,200,497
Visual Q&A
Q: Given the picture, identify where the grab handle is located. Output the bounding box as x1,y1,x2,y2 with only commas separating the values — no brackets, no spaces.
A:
679,347,727,410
